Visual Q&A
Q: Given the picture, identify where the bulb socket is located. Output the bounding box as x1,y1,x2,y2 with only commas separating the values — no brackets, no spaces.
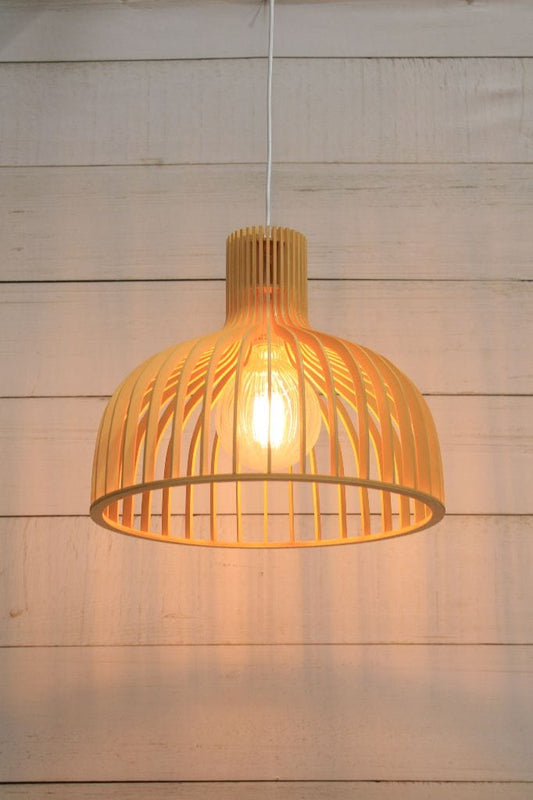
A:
225,226,309,324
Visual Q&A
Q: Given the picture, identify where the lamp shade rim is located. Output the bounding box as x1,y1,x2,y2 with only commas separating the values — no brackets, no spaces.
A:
90,473,445,547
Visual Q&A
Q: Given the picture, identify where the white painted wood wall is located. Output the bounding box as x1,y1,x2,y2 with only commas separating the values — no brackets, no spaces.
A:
1,1,532,797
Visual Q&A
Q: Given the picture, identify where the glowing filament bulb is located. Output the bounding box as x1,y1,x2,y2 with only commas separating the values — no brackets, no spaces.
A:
215,341,322,471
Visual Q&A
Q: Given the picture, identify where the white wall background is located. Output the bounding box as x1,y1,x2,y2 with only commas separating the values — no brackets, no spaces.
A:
1,1,532,797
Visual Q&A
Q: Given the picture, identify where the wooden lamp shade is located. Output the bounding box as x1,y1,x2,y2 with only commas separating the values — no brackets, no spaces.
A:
90,227,445,547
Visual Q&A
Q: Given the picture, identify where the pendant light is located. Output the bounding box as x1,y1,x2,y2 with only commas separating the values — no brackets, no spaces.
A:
90,0,445,546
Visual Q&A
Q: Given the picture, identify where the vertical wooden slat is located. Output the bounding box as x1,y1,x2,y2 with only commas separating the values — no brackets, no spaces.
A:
309,449,322,542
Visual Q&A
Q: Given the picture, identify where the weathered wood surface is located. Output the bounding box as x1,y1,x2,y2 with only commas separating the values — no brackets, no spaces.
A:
3,164,533,281
0,396,531,516
1,59,532,166
1,515,531,647
2,0,533,60
2,781,532,800
2,1,531,794
1,645,532,782
2,280,530,397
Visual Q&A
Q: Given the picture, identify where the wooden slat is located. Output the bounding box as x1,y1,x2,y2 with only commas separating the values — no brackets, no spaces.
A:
1,59,532,166
1,515,531,647
2,164,533,281
0,396,530,517
2,0,533,61
2,781,532,800
1,645,532,782
1,280,531,397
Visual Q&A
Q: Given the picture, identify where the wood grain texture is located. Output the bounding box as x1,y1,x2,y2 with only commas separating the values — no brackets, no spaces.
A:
2,0,531,792
2,782,533,800
0,396,531,516
2,645,532,782
1,515,531,647
1,59,532,166
2,280,531,397
2,0,533,60
3,164,533,281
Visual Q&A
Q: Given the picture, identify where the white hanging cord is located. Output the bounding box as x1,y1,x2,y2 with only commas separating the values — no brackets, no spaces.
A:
265,0,275,228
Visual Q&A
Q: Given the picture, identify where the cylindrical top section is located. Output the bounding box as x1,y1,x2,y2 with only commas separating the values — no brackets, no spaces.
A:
225,226,309,325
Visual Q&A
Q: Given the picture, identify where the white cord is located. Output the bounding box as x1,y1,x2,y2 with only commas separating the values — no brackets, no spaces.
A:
266,0,275,229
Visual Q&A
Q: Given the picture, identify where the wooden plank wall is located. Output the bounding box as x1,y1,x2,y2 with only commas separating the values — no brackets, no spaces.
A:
1,1,532,797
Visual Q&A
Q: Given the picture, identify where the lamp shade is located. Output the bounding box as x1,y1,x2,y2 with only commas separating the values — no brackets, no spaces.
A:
90,227,445,546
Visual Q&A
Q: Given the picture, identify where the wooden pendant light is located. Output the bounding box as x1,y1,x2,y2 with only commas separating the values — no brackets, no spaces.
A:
90,226,445,546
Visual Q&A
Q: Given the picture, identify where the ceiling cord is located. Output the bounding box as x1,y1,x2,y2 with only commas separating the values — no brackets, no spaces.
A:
266,0,275,229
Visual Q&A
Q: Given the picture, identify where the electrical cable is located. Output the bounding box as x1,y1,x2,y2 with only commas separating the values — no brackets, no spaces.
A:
266,0,275,228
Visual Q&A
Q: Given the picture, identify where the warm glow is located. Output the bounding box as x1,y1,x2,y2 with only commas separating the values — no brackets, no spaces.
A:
251,392,285,449
215,341,322,471
91,226,445,545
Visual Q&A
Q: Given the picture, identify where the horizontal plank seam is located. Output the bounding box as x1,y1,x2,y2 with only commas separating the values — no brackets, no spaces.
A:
2,279,531,286
2,56,533,66
1,643,533,650
1,513,531,519
1,779,533,786
1,394,531,400
5,159,533,170
3,161,533,170
3,160,533,169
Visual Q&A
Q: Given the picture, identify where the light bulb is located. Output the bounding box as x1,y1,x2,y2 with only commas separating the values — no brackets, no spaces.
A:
215,341,322,471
